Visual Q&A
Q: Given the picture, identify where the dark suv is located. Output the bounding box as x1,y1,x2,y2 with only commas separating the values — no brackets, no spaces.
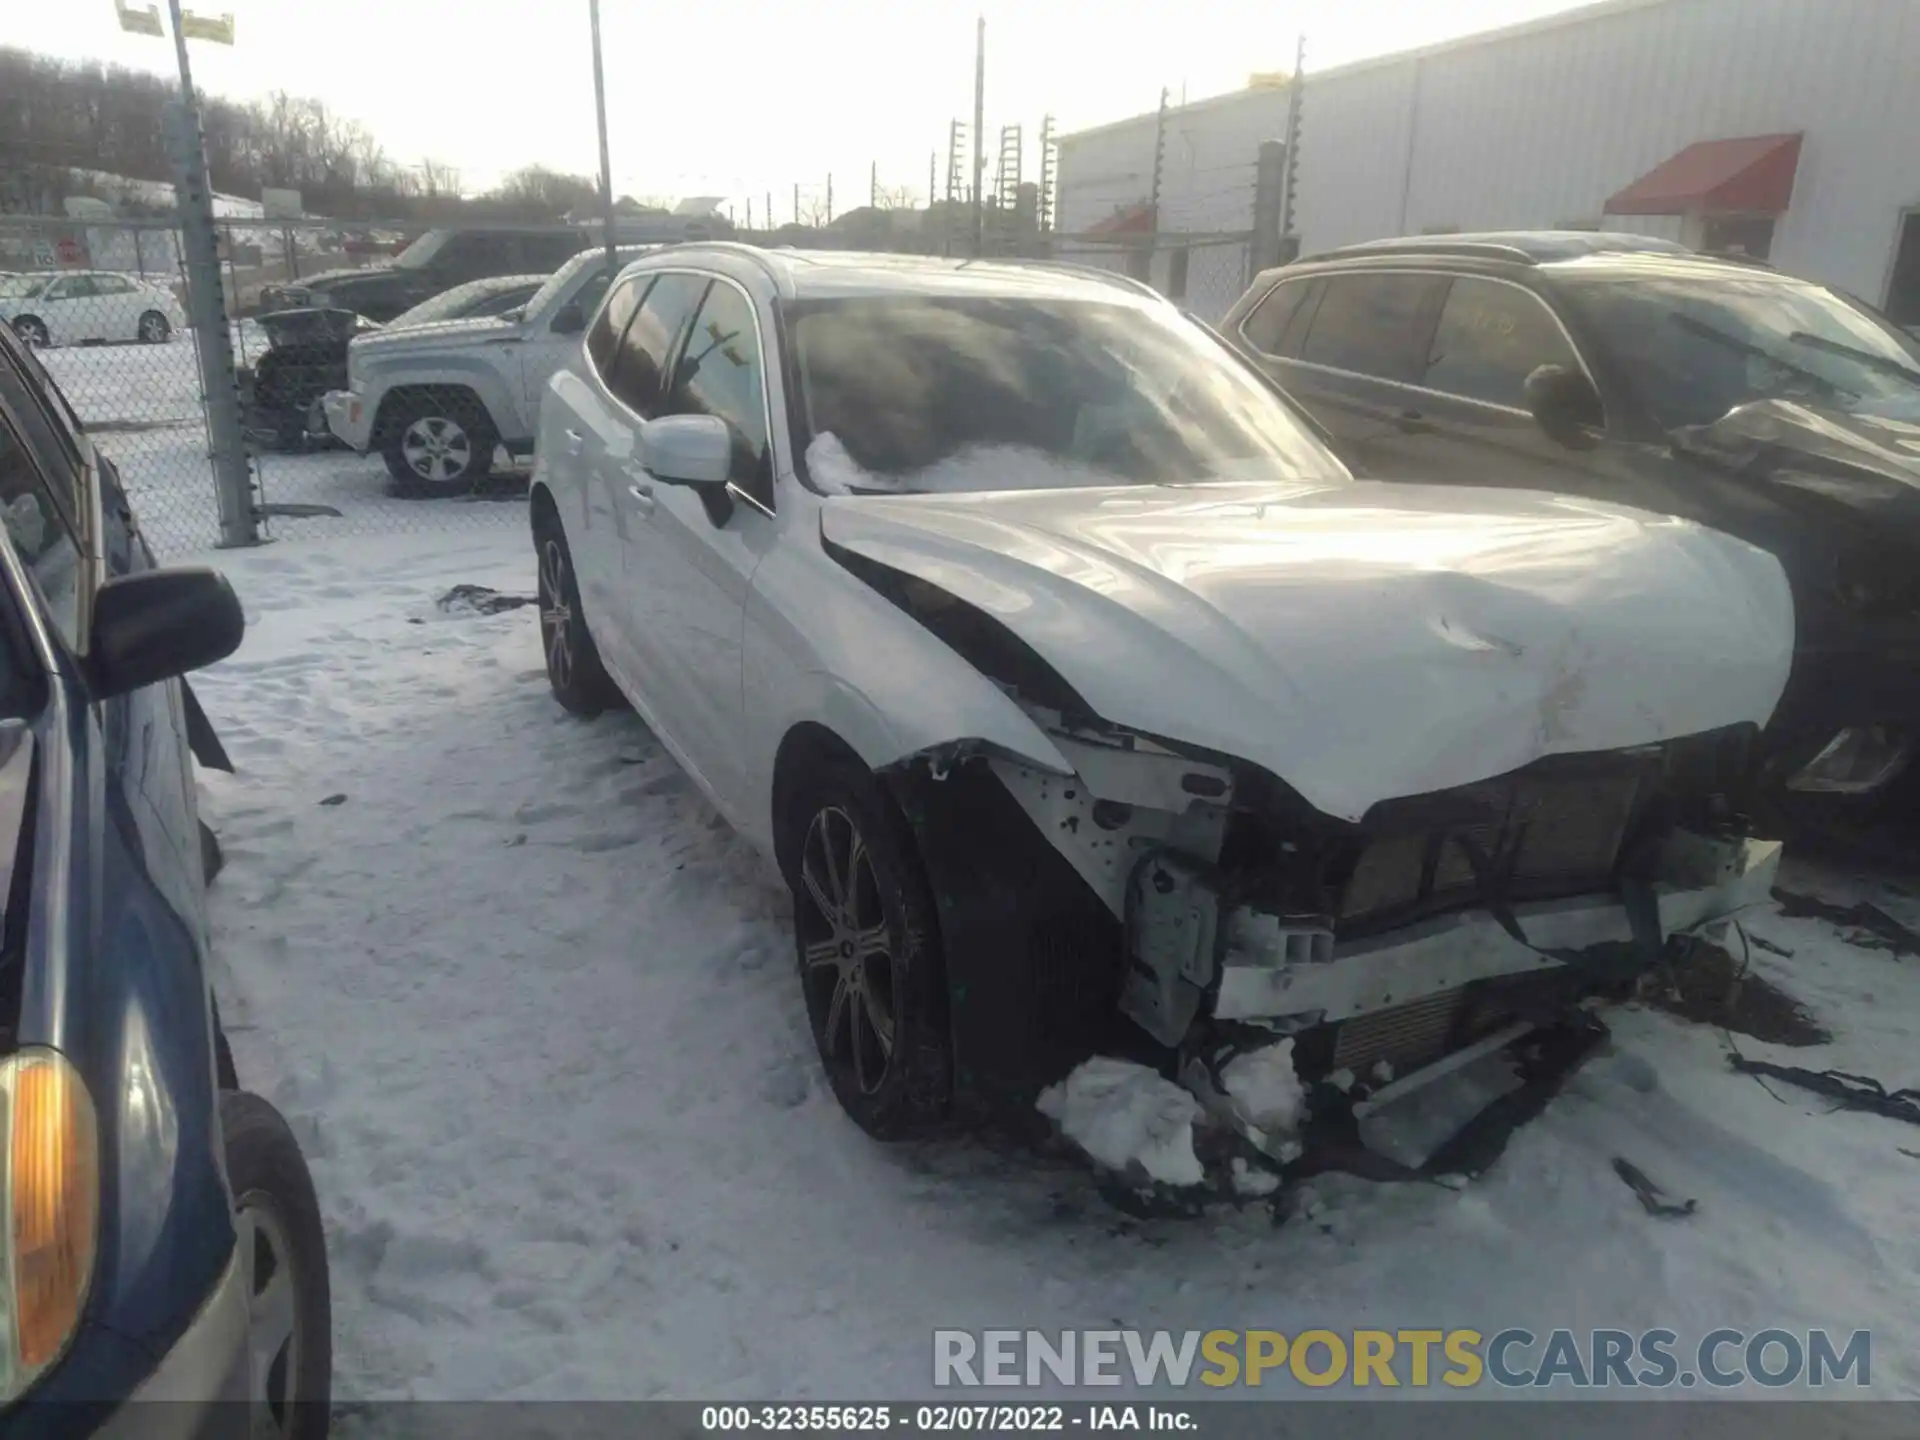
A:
1223,231,1920,831
258,225,587,322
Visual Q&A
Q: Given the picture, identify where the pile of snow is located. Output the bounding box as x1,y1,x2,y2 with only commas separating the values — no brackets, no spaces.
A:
1036,1058,1205,1187
1219,1039,1306,1139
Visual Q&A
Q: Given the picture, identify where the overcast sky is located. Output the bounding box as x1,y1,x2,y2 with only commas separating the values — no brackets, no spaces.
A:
17,0,1595,215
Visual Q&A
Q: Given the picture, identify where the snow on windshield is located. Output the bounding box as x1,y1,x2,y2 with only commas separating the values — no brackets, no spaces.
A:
789,294,1347,496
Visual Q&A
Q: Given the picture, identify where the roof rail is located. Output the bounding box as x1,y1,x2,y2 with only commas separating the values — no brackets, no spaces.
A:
995,257,1166,301
1306,239,1541,265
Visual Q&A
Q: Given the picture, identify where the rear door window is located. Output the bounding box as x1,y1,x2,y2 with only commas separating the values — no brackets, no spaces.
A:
1239,277,1320,358
586,276,649,375
1422,277,1581,408
1297,273,1441,381
605,274,709,419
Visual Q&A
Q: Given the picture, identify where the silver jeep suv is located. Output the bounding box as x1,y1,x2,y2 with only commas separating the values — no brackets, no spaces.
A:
322,245,654,490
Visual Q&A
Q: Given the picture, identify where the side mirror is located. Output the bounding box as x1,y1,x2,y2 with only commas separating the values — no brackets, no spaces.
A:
639,414,732,487
88,568,244,701
550,302,586,335
1523,364,1605,451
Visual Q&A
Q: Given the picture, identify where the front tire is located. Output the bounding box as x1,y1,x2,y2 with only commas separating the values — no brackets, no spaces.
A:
380,393,497,493
10,316,49,348
786,761,952,1139
220,1091,331,1440
534,513,622,716
137,309,172,343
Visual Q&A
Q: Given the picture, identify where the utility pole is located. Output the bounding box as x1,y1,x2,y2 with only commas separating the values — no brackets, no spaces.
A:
928,150,937,213
1149,87,1170,232
766,191,773,231
130,0,257,545
794,182,800,226
1280,33,1306,248
746,196,753,230
826,173,834,223
588,0,618,271
971,16,987,256
870,160,879,210
1038,114,1058,232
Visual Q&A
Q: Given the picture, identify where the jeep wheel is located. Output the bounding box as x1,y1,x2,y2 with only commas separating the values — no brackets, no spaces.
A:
137,309,172,343
381,395,497,493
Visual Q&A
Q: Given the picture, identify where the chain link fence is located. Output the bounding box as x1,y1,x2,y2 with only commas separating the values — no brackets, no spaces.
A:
1049,232,1256,323
4,211,1261,556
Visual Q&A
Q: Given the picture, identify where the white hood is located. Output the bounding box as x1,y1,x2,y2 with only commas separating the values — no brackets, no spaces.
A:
821,479,1795,821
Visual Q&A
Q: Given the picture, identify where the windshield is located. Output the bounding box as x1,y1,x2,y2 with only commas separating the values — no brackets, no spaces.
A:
787,295,1349,494
1556,269,1920,429
392,230,452,270
0,276,46,300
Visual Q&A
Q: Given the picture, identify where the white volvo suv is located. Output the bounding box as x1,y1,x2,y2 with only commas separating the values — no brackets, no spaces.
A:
528,243,1795,1177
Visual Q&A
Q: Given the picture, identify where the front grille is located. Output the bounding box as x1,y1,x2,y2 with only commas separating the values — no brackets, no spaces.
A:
1339,772,1642,927
1333,990,1464,1076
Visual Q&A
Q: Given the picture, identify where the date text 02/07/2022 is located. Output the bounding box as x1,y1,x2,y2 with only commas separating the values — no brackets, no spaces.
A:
699,1404,1197,1432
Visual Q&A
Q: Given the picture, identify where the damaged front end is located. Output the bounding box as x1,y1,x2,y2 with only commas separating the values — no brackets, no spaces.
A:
893,712,1779,1187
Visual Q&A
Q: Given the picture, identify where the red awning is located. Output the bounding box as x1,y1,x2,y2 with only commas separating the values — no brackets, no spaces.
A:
1086,202,1155,237
1604,133,1803,217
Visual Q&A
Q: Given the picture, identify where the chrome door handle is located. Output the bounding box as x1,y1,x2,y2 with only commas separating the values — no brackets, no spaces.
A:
627,482,655,516
564,428,585,456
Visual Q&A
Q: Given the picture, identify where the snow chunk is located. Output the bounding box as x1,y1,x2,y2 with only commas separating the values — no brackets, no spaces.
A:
1372,1059,1395,1084
805,432,1123,497
1230,1158,1281,1198
1037,1058,1205,1187
1220,1039,1306,1136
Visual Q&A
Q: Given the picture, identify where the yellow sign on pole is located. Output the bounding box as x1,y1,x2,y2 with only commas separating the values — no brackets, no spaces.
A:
115,2,165,35
178,10,236,43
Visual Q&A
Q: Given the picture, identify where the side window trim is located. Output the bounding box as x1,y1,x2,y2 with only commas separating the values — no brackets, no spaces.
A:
664,273,779,517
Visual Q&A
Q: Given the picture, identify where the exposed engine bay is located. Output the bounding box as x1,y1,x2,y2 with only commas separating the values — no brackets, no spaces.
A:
905,702,1781,1183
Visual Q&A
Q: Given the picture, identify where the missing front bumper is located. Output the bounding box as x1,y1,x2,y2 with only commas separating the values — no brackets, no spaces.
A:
1124,830,1782,1048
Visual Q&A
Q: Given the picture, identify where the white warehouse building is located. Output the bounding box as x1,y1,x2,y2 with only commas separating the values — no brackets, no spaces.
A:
1055,0,1920,323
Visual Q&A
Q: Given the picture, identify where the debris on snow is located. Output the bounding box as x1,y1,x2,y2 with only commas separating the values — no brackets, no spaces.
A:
1037,1058,1206,1187
1771,889,1920,958
319,793,348,807
1326,1068,1357,1093
436,583,537,616
1612,1157,1699,1219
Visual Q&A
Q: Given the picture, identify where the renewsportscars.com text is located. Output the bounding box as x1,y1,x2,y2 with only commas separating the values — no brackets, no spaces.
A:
932,1328,1871,1390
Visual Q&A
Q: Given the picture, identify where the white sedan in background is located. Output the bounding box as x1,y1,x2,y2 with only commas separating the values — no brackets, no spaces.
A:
528,244,1793,1184
0,269,186,347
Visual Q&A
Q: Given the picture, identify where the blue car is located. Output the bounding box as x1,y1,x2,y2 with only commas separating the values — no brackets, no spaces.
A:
0,323,330,1434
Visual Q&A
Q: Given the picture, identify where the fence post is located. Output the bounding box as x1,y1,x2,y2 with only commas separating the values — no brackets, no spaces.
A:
164,99,259,548
1250,139,1287,283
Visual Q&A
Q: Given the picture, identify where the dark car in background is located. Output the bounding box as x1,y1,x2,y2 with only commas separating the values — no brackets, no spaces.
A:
0,319,330,1434
257,225,587,322
1223,232,1920,837
239,275,547,452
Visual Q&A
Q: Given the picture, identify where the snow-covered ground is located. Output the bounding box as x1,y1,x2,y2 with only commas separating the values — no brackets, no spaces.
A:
183,523,1920,1410
41,335,523,557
